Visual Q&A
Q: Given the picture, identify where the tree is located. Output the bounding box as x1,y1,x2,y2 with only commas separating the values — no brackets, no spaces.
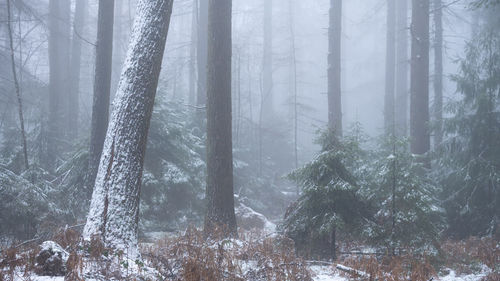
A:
363,139,443,253
87,0,115,191
433,0,443,149
189,0,198,106
47,0,70,171
5,0,29,170
283,130,370,260
410,0,430,156
262,0,273,120
83,0,174,258
204,0,237,236
111,0,125,99
328,0,342,137
438,9,500,238
67,0,87,140
395,0,409,137
385,0,396,135
196,0,208,108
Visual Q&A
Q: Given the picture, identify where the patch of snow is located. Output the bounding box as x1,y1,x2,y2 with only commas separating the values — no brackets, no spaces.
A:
309,265,347,281
438,267,492,281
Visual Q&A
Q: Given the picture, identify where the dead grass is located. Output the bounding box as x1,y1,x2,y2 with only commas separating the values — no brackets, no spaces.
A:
440,236,499,279
142,227,312,281
338,252,435,281
1,228,498,280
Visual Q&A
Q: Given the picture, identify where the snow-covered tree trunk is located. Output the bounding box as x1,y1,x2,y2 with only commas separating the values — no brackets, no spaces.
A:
83,0,174,258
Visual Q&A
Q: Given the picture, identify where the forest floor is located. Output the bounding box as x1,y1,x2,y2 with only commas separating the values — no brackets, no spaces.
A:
1,226,497,281
1,207,498,281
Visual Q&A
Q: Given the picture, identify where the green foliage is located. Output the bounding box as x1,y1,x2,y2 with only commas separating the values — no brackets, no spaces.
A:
281,129,371,252
437,19,500,238
0,166,64,241
363,137,444,251
282,125,444,254
141,99,206,231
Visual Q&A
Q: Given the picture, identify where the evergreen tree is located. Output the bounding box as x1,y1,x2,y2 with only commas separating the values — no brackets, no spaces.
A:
438,9,500,237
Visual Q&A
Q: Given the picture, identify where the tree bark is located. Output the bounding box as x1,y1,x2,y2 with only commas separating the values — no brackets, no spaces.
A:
410,0,430,155
385,0,396,135
204,0,237,237
328,0,342,137
88,0,115,191
433,0,443,149
83,0,174,258
395,0,409,137
67,0,87,140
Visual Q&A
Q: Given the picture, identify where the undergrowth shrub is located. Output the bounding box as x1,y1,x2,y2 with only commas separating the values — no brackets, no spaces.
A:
340,253,435,281
441,237,500,275
142,227,312,281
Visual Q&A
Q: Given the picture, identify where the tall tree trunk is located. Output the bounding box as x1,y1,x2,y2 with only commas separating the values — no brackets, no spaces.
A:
328,0,342,137
60,0,71,142
385,0,396,135
204,0,237,237
288,0,299,179
433,0,443,149
47,0,64,171
189,0,197,106
6,0,29,170
68,0,87,141
111,0,124,100
87,0,115,191
196,0,208,107
410,0,430,156
395,0,409,137
262,0,273,120
83,0,174,258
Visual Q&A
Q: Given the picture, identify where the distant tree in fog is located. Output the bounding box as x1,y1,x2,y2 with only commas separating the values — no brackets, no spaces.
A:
87,0,115,191
328,0,342,137
68,0,87,140
47,0,71,171
384,0,396,135
433,0,443,149
410,0,430,156
395,0,409,137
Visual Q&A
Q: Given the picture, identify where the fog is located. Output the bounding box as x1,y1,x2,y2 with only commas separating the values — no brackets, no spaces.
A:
1,0,499,279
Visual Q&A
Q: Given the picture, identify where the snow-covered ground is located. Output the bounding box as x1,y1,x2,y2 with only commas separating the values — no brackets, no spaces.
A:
11,267,491,281
310,265,347,281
